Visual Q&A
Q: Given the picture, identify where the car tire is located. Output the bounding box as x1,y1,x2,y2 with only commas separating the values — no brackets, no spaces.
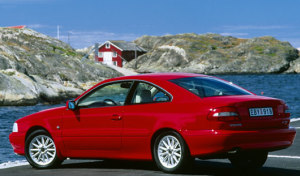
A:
229,151,268,170
153,131,193,173
25,129,62,169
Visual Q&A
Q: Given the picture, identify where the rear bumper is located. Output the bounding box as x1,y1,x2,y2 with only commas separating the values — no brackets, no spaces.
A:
184,127,296,157
9,132,25,155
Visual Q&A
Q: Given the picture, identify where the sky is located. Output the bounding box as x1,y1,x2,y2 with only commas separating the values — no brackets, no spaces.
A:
1,0,300,49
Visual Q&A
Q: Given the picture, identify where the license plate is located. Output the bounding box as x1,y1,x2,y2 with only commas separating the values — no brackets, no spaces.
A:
249,107,273,117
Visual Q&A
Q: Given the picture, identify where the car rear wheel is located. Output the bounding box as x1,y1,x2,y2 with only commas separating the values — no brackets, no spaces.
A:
25,129,62,169
229,151,268,170
153,131,193,173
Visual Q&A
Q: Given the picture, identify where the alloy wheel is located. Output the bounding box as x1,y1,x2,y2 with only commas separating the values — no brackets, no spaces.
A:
157,135,182,169
29,135,56,166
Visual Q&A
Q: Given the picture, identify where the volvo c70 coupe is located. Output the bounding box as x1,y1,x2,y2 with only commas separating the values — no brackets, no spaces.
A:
10,73,296,173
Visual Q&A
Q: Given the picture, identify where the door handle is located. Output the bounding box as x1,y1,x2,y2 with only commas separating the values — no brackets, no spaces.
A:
111,114,122,121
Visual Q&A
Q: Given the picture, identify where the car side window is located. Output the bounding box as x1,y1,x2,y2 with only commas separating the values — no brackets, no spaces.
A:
77,81,132,108
131,82,170,104
170,77,251,98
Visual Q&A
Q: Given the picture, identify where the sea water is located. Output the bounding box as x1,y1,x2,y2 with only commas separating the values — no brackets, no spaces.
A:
0,74,299,166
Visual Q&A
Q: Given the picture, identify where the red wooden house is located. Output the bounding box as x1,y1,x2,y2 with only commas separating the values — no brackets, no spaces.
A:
96,41,147,67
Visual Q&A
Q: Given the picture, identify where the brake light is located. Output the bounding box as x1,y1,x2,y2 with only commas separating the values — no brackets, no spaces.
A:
278,104,290,118
284,104,290,118
208,107,240,121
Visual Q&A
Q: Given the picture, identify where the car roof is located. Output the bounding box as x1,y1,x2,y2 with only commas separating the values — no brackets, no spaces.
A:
76,73,208,101
107,72,207,82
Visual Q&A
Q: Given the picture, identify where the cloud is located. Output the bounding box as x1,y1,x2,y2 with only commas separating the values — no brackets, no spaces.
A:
220,32,249,37
59,30,141,49
222,25,290,31
27,24,49,29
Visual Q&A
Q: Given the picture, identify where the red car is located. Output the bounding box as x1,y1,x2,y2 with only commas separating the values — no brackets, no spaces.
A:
9,73,296,173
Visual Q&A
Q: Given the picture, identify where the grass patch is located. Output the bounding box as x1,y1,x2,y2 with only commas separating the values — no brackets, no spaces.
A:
50,45,77,56
2,70,15,76
253,46,264,54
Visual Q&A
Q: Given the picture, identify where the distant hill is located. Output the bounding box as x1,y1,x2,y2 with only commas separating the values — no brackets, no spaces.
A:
0,28,121,106
125,33,300,74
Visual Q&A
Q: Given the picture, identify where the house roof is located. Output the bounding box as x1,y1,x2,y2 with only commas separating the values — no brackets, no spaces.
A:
99,40,147,52
1,25,26,29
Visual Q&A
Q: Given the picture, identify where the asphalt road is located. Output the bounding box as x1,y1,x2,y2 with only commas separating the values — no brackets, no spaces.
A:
1,121,299,176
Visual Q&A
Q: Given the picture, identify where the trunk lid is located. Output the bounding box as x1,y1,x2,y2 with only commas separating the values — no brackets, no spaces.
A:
205,95,289,130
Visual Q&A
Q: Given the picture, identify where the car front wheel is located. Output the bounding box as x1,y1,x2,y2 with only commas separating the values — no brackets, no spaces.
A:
25,129,62,169
153,131,193,173
229,151,268,170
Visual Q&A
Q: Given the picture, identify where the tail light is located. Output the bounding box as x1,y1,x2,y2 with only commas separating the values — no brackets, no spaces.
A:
208,107,240,121
284,104,290,118
278,104,290,118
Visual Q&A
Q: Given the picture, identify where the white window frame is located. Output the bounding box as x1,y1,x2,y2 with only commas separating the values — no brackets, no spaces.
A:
113,51,117,57
105,43,110,48
98,52,103,57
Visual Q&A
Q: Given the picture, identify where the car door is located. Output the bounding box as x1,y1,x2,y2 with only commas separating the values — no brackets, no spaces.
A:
121,81,172,159
62,81,133,158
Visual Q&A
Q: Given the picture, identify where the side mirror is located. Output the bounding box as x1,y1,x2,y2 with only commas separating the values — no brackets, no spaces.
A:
67,100,76,110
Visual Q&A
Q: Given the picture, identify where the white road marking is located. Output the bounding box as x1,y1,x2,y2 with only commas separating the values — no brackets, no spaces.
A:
291,118,300,122
269,155,300,159
0,160,28,169
295,127,300,129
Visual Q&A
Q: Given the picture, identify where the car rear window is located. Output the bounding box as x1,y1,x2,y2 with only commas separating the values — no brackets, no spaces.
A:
169,77,252,98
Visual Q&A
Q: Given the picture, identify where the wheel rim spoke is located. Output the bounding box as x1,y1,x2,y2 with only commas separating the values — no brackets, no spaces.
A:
174,148,181,152
174,152,181,157
46,143,54,148
37,153,42,161
30,148,39,152
47,151,54,157
42,137,45,145
173,155,179,163
163,155,168,162
159,146,167,151
162,141,168,148
45,138,49,146
32,152,40,157
174,142,179,148
36,138,42,146
167,137,171,147
157,135,182,169
32,143,39,148
160,151,168,156
170,156,174,165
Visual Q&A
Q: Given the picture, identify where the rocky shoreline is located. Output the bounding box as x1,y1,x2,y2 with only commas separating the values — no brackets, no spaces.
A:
126,33,300,74
0,28,121,106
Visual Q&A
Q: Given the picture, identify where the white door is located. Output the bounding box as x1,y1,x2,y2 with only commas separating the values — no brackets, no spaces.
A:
103,52,113,65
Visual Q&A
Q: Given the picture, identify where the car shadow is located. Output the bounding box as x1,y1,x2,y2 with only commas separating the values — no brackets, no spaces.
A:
58,159,300,176
60,159,157,170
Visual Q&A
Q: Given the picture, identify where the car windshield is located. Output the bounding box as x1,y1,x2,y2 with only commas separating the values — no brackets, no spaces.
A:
170,76,252,98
